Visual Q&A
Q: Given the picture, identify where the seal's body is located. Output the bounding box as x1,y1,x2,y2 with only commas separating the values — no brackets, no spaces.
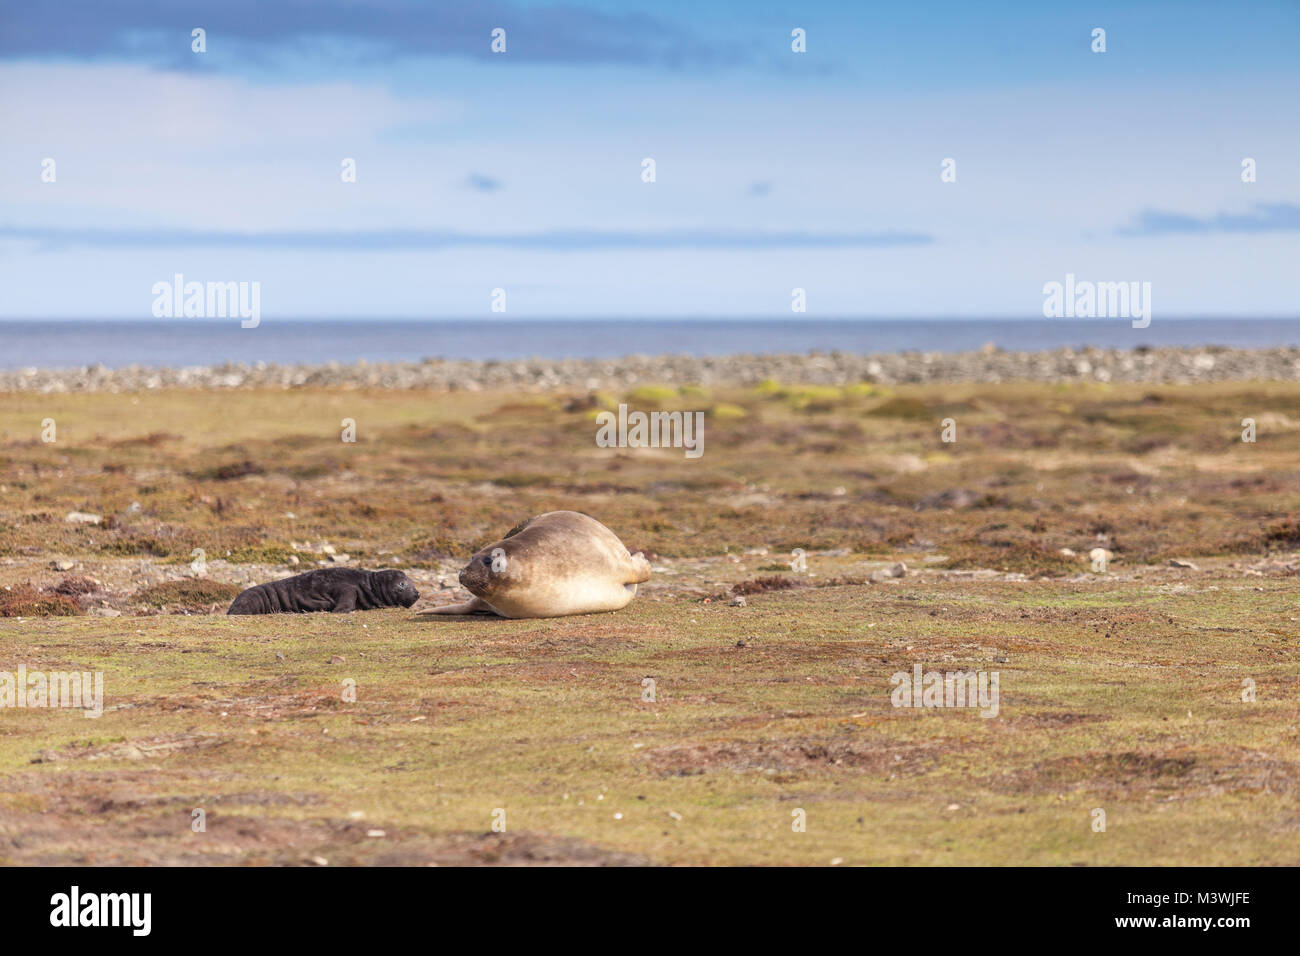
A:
227,568,419,615
421,511,650,619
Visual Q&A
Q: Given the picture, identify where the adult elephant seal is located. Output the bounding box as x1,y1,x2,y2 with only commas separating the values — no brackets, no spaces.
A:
421,511,650,619
227,568,419,615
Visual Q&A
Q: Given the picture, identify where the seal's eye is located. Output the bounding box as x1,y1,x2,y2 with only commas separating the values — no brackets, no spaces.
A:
481,556,491,566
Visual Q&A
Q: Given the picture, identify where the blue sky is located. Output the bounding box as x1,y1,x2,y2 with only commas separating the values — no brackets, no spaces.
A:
1,0,1298,318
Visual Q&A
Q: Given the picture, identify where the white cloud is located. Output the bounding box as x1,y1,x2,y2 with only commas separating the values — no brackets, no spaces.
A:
0,62,462,226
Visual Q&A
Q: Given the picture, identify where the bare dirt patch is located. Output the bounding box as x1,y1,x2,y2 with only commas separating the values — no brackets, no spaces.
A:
644,737,946,778
32,733,229,764
991,748,1300,800
731,575,806,596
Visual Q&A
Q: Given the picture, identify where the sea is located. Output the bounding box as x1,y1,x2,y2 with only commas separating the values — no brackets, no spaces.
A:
0,318,1297,370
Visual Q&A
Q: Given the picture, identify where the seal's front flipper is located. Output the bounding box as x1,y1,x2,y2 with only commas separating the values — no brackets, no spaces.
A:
293,590,338,613
418,596,501,616
330,587,358,613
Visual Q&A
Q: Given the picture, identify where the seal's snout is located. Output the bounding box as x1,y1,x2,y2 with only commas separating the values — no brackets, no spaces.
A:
459,554,491,594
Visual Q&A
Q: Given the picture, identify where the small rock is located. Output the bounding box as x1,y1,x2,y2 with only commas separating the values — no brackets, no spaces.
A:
93,608,122,618
870,562,907,583
919,488,978,509
65,511,102,525
729,595,746,607
1168,559,1199,570
287,555,300,566
330,655,345,664
366,829,386,838
1058,548,1076,557
51,559,76,571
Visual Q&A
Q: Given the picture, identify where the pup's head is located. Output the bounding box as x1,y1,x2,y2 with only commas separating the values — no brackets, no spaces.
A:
374,569,420,608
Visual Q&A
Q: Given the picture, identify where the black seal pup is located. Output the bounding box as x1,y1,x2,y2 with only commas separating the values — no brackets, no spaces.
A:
227,568,419,615
419,511,650,619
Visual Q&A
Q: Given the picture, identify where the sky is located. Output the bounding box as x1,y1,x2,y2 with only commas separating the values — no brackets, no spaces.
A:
1,0,1298,319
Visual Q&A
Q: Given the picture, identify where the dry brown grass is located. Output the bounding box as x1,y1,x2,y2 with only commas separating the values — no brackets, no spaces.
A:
1,380,1299,865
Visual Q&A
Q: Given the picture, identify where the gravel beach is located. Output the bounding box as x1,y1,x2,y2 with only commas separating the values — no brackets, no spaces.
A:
3,344,1300,393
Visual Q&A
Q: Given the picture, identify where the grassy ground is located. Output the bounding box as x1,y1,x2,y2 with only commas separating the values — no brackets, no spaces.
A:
1,380,1298,865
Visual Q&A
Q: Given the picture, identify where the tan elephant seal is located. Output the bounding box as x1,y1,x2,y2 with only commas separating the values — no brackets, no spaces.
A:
420,511,651,619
